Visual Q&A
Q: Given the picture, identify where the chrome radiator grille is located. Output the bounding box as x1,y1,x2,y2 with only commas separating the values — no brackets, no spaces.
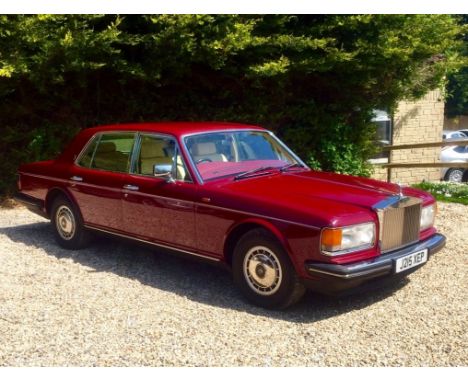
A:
376,197,422,253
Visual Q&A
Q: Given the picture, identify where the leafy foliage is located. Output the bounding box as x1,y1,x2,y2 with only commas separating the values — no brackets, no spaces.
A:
445,15,468,117
0,15,464,195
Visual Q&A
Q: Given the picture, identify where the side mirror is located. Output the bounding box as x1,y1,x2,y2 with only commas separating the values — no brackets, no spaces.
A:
153,164,175,182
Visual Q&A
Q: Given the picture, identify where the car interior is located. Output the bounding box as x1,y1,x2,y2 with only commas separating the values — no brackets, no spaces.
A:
92,141,130,173
137,135,190,181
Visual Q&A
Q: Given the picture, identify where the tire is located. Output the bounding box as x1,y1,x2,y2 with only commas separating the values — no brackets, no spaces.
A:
51,195,91,249
232,228,305,309
445,168,464,183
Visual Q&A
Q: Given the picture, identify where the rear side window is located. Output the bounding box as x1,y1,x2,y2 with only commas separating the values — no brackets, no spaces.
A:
77,132,136,173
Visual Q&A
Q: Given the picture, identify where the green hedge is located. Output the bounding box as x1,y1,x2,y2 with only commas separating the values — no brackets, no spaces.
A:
0,15,464,197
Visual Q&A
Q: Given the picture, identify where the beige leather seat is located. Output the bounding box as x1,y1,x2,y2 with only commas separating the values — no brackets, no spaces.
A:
93,142,129,172
140,140,173,175
192,142,227,163
176,153,190,181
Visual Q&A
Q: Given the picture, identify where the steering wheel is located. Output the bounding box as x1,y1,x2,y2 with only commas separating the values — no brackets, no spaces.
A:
196,158,212,164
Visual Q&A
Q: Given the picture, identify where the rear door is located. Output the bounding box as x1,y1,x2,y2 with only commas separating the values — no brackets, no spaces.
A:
69,132,136,231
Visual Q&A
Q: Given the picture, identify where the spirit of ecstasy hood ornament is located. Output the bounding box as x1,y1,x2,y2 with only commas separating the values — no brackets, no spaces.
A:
397,182,404,199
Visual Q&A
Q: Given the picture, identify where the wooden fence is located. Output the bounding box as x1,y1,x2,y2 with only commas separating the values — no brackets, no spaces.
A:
380,139,468,182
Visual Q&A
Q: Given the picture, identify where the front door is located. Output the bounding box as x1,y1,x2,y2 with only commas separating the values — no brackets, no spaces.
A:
121,133,197,250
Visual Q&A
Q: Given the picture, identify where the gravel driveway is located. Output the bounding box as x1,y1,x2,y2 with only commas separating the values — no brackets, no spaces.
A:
0,202,466,366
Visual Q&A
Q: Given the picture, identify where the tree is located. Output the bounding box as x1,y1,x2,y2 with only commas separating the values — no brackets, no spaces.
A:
445,15,468,117
0,15,464,196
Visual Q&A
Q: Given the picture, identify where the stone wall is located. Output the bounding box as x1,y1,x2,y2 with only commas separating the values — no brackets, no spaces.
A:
371,89,444,185
371,165,388,182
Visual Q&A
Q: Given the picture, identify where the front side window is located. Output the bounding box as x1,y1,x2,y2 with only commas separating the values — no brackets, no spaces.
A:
184,130,300,181
135,134,192,182
77,132,136,173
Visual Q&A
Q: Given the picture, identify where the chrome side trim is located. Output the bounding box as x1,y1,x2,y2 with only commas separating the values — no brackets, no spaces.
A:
20,175,318,234
20,172,320,230
84,225,221,262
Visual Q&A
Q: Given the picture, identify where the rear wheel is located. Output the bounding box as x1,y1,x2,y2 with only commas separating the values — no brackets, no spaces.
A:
232,228,305,309
51,195,91,249
445,168,464,183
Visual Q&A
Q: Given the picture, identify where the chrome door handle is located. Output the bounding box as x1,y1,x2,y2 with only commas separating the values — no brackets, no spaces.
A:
123,184,139,191
70,176,83,182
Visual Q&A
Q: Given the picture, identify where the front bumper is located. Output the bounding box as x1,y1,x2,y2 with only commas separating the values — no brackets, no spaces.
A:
304,233,446,295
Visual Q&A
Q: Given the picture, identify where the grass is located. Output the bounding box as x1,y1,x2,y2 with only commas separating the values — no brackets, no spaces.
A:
412,181,468,205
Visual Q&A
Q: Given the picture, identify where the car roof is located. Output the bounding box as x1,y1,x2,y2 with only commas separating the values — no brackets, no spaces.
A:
82,121,266,138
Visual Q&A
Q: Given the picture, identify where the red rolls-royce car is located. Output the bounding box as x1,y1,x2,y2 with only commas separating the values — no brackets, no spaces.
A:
16,122,446,308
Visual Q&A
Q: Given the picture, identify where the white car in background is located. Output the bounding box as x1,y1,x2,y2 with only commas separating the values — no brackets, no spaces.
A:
441,130,468,182
442,130,467,141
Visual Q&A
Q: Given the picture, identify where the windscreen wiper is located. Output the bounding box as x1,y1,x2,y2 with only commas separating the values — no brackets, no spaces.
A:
279,163,306,172
234,166,276,180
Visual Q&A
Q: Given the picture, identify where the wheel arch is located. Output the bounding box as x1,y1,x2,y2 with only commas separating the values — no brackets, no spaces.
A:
463,170,468,182
223,218,292,267
45,187,81,218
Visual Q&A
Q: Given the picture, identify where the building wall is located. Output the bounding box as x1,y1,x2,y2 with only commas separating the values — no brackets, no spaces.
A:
372,165,388,182
371,89,444,185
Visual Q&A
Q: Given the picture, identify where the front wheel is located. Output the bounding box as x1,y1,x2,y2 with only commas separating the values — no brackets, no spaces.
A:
51,195,91,249
232,228,305,309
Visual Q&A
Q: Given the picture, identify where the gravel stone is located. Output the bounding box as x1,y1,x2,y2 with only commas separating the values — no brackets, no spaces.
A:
0,203,466,366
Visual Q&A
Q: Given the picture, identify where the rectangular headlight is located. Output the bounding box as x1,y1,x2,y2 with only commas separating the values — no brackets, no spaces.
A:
420,203,436,231
321,222,375,256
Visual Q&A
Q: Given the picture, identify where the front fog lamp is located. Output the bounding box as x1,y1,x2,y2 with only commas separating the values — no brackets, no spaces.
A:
420,203,436,231
321,222,375,255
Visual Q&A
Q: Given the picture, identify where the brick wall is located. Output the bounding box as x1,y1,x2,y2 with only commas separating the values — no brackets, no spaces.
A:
371,89,444,185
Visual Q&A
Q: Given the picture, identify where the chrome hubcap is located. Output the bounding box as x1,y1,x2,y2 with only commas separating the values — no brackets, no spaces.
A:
243,246,282,296
56,206,75,240
449,170,463,183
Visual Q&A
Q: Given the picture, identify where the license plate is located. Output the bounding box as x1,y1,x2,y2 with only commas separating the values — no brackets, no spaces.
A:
395,249,428,273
